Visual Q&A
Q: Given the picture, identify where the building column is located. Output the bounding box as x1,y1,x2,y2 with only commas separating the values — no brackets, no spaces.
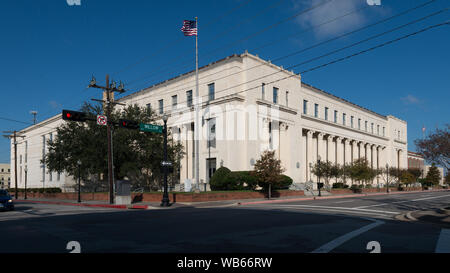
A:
336,137,344,166
317,133,325,162
352,140,358,163
344,139,351,165
306,130,314,182
327,135,334,163
367,144,372,168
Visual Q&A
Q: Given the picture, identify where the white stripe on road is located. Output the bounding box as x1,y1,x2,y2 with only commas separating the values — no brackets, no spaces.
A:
311,219,385,253
435,229,450,253
276,206,393,219
355,194,450,209
334,200,355,204
270,204,398,214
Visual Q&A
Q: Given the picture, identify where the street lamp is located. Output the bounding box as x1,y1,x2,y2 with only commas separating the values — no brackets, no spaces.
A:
161,114,171,207
24,166,28,200
317,156,322,197
386,163,390,193
77,160,81,203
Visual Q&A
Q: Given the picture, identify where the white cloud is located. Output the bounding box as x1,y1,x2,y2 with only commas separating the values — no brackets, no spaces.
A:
293,0,367,38
401,95,420,105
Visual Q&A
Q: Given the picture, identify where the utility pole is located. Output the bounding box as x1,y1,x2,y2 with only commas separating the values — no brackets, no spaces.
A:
3,131,25,199
88,75,125,204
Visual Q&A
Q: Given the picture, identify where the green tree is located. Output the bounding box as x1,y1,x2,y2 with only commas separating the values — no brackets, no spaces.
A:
348,158,375,186
311,160,333,186
43,102,184,192
253,150,286,199
425,164,442,186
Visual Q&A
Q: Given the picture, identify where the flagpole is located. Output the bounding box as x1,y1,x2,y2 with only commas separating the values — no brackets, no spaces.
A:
195,16,200,192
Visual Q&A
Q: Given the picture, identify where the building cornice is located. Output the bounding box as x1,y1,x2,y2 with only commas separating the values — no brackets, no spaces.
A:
255,99,298,115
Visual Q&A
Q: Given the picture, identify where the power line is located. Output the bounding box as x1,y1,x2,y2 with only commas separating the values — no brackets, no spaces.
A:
133,19,449,114
110,0,255,77
125,0,287,87
123,0,334,88
125,1,443,109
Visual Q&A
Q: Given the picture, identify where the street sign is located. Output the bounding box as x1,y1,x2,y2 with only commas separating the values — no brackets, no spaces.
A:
97,115,107,126
161,161,173,167
140,123,163,133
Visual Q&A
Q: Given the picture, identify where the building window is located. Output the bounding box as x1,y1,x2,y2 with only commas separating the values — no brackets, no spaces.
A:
208,83,215,101
358,118,361,130
325,107,328,121
146,103,151,113
334,110,338,123
273,87,278,104
351,116,354,128
172,95,177,110
303,100,308,115
25,141,28,163
186,90,193,107
269,122,273,150
365,121,368,132
314,104,319,118
377,125,380,135
158,99,164,114
383,127,385,136
20,155,22,164
57,172,61,181
261,83,265,100
286,91,289,107
343,113,346,126
371,123,374,134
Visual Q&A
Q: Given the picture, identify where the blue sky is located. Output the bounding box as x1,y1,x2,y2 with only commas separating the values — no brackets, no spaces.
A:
0,0,449,163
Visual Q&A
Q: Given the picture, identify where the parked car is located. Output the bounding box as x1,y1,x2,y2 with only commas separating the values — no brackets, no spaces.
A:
0,190,14,211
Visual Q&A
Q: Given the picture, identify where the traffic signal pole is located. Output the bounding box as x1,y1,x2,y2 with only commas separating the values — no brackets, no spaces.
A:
87,74,126,204
3,131,25,199
105,75,115,204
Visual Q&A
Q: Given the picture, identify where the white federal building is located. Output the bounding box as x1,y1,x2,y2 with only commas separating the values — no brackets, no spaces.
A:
11,51,408,191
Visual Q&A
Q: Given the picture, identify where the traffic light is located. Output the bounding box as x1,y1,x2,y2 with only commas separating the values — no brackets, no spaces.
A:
62,110,88,122
119,119,139,130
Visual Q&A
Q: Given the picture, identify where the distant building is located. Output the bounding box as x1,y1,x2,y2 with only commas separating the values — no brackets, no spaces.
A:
0,163,11,189
407,151,444,185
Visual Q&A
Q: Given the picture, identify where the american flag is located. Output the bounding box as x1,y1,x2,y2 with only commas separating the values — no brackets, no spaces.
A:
181,20,197,36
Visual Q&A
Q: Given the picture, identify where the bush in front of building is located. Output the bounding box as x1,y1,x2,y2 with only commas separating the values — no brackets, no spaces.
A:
210,167,232,191
332,183,349,189
15,188,62,194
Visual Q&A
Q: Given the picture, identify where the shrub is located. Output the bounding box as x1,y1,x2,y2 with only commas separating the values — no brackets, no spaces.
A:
233,171,258,190
276,175,293,190
350,184,363,193
210,167,232,190
332,183,347,189
365,184,372,189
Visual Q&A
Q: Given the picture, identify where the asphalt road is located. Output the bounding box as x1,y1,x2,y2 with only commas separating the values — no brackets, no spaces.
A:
0,190,449,253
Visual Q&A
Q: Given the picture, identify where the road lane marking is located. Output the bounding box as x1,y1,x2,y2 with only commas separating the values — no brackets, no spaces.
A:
276,206,393,219
355,194,450,209
268,204,398,214
435,229,450,253
311,219,385,253
334,200,355,204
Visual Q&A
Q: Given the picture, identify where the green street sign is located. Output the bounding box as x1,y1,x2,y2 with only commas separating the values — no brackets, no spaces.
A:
140,123,163,134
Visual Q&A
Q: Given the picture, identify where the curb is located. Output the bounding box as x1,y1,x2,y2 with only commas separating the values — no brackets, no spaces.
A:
17,199,149,210
238,189,450,206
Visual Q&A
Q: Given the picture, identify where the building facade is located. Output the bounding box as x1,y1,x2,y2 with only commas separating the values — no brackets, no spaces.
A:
11,52,408,190
0,164,11,190
407,151,445,185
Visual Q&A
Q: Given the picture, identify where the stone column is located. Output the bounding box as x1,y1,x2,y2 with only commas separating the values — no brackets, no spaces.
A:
336,137,344,166
317,133,325,162
327,135,334,163
367,144,372,168
344,139,351,165
306,130,314,182
352,140,358,163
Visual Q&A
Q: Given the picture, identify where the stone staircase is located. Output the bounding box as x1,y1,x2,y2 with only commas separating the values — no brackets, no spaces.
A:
290,182,331,197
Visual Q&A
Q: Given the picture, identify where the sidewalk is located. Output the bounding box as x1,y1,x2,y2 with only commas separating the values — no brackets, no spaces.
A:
15,188,449,210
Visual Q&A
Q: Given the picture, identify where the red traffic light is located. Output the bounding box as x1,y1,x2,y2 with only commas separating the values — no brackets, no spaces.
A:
62,110,87,122
118,119,139,130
